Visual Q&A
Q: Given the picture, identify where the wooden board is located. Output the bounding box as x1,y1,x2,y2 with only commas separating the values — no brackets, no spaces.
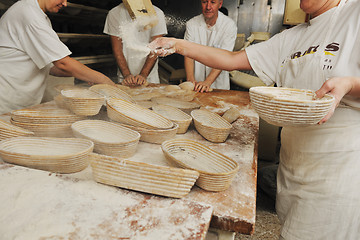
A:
122,0,158,29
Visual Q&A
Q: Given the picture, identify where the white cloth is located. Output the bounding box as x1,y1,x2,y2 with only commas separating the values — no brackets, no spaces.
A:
247,0,360,239
103,3,167,84
0,0,71,114
184,12,237,90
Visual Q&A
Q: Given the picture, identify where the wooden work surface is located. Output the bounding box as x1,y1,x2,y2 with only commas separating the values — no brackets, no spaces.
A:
0,87,259,237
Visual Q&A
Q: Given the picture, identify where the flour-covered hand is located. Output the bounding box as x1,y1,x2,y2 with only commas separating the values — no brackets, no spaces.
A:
148,37,177,57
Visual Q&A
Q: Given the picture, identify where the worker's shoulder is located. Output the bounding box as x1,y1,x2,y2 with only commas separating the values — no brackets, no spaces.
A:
186,14,203,25
107,3,127,16
218,12,236,28
2,1,43,26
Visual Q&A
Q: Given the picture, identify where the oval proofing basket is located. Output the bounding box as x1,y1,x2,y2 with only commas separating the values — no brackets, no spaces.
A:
152,105,192,134
61,89,105,116
191,109,232,143
71,120,140,158
161,139,239,192
0,137,94,173
90,153,199,198
106,98,174,129
0,119,34,141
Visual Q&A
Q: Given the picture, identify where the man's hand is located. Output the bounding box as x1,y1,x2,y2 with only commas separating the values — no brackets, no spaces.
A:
122,74,136,86
134,74,147,85
194,81,212,93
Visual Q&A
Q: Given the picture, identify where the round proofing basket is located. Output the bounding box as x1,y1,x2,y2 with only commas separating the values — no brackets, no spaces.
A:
0,137,94,173
61,89,105,116
106,98,174,130
152,105,192,134
0,119,34,141
191,109,232,143
71,120,140,158
10,119,73,138
249,86,335,127
89,84,136,103
119,122,179,144
90,153,199,198
161,139,239,192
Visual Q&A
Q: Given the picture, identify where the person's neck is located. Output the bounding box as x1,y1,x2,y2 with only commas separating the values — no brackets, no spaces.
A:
205,16,218,28
37,0,46,12
310,0,342,18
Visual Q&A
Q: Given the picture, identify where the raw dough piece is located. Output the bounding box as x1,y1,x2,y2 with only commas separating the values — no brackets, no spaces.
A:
222,107,241,123
179,82,195,91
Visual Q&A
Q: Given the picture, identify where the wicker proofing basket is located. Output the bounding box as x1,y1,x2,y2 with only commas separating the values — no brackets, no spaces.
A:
161,139,239,192
151,97,201,114
0,137,94,173
89,84,136,103
191,109,232,143
152,105,192,134
249,86,335,127
0,119,34,141
71,120,140,158
90,153,199,198
10,119,73,138
106,98,174,129
118,122,179,144
61,89,105,116
11,108,85,124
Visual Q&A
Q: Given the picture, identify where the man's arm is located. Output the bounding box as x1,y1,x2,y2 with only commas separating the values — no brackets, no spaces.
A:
184,56,196,84
52,56,115,86
110,35,136,85
134,34,164,85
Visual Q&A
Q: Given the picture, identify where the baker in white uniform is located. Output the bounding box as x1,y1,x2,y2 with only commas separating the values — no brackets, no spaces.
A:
103,3,167,86
0,0,116,115
184,0,236,92
149,0,360,238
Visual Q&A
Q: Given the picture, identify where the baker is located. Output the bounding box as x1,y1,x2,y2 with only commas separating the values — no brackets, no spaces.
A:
184,0,236,93
149,0,360,238
103,1,167,86
0,0,116,115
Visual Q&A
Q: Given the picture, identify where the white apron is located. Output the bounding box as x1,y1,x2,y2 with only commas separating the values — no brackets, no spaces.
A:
276,0,360,239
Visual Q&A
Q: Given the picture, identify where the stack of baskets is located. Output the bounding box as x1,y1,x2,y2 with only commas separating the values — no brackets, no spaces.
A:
249,86,335,127
152,105,192,134
106,98,179,144
0,119,34,140
10,108,85,137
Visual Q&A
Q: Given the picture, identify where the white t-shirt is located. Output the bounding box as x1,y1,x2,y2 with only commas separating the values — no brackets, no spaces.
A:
246,0,360,108
184,12,237,90
103,3,167,84
0,0,71,114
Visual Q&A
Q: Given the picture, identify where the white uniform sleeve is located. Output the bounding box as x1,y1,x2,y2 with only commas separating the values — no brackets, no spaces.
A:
245,33,283,86
184,21,194,42
19,16,71,69
103,8,121,37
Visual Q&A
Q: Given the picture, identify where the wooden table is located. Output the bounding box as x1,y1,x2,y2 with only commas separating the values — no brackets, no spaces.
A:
0,88,258,238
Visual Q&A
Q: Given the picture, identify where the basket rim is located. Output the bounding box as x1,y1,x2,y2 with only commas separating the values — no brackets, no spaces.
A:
249,86,335,104
71,119,141,144
161,138,239,176
107,97,174,129
0,136,94,159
